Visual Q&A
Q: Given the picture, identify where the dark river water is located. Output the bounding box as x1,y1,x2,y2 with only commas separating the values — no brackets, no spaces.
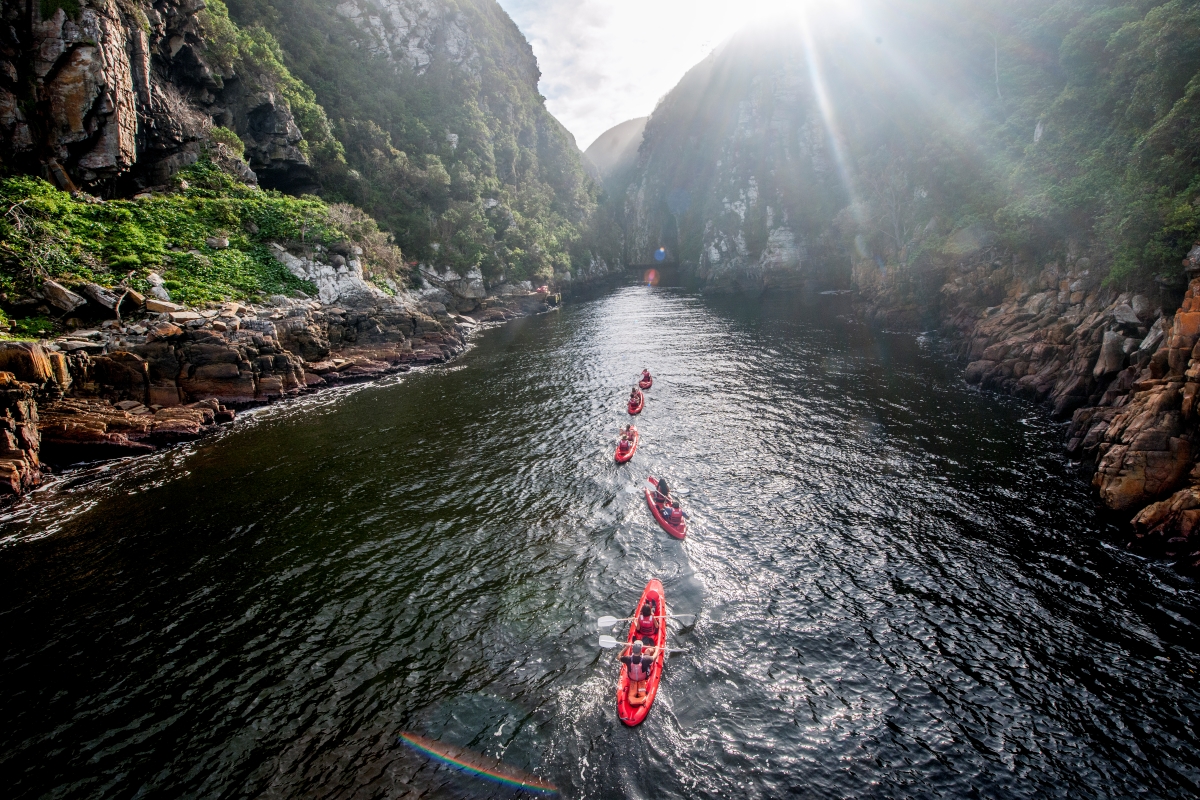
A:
2,281,1199,799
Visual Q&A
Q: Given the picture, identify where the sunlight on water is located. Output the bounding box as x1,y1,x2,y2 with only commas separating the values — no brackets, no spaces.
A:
1,282,1198,799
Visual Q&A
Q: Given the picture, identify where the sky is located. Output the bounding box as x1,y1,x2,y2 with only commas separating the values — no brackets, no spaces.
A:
495,0,824,151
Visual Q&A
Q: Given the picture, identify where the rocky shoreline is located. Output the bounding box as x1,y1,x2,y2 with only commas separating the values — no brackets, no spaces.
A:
0,266,560,501
855,242,1200,573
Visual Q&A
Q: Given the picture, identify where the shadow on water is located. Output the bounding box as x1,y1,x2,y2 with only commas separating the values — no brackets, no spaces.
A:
0,279,1198,799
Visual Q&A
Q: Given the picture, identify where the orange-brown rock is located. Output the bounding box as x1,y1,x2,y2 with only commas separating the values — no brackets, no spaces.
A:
38,398,215,464
0,372,41,496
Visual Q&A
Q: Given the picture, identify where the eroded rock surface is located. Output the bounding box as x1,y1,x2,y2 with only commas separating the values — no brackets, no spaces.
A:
0,277,556,499
0,0,312,192
857,240,1200,571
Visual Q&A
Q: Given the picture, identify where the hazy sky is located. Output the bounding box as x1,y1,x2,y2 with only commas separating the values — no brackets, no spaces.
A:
495,0,818,150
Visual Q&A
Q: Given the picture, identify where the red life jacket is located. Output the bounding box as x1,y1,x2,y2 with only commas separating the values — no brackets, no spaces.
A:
628,655,650,682
636,614,657,636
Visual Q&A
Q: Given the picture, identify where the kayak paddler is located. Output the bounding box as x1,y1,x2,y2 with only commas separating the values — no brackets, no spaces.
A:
621,640,656,705
661,501,687,526
619,424,636,452
654,477,671,505
629,386,642,405
635,603,659,637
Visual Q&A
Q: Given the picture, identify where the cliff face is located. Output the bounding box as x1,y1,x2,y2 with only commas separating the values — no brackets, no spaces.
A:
616,26,850,290
0,0,313,194
853,236,1200,571
224,0,603,283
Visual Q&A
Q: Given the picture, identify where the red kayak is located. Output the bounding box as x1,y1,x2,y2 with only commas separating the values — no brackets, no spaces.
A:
615,429,639,463
617,579,668,726
639,373,653,390
645,476,686,539
627,390,644,415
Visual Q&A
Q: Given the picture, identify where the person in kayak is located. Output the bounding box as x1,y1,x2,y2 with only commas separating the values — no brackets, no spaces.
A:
619,424,637,452
621,640,657,705
635,603,659,637
641,369,651,381
654,477,671,505
629,386,642,405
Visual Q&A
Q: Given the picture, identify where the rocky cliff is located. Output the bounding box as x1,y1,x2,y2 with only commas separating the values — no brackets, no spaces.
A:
0,252,556,498
0,0,317,194
852,237,1200,572
224,0,606,284
584,117,646,191
613,25,849,290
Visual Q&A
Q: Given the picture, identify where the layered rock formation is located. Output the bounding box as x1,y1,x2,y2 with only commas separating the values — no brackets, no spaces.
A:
0,271,556,499
853,239,1200,571
0,345,46,494
0,0,311,193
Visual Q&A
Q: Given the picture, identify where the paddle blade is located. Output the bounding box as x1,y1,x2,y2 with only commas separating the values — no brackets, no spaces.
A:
598,635,620,649
597,616,620,629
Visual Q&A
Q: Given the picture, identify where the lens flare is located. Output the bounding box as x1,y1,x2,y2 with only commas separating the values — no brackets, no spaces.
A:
644,268,660,286
654,247,667,262
399,732,558,795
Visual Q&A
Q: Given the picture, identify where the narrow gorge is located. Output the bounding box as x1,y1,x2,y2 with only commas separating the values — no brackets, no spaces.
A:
2,2,1200,797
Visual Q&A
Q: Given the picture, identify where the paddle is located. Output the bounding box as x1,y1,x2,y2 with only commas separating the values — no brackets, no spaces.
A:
598,635,691,655
597,614,695,629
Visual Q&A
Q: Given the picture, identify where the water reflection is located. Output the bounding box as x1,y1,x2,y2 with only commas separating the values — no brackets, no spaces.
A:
1,283,1197,799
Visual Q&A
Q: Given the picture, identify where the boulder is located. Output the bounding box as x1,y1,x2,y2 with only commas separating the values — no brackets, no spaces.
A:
0,342,54,384
1112,304,1140,327
1093,330,1126,377
146,299,186,313
81,283,122,311
1132,294,1153,320
42,280,87,312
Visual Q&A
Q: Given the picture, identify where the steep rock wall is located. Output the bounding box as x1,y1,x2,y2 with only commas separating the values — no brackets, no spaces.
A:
619,28,846,291
856,241,1200,571
0,0,311,193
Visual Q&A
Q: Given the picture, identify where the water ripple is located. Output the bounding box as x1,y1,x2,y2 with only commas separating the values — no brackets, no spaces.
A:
0,284,1198,798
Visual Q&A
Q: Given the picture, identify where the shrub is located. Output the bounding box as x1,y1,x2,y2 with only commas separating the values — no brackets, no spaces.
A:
208,127,246,159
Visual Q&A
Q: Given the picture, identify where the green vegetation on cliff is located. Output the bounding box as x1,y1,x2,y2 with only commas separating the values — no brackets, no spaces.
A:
223,0,599,282
620,0,1200,288
0,158,407,310
198,1,346,167
982,0,1200,283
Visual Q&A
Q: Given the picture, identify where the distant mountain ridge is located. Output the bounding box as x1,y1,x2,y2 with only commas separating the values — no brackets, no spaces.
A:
584,117,647,190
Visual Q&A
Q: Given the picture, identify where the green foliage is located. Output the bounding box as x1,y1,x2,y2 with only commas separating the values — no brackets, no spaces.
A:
199,1,345,167
0,159,410,313
972,0,1200,284
8,316,55,340
208,126,247,159
224,0,597,281
39,1,81,20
